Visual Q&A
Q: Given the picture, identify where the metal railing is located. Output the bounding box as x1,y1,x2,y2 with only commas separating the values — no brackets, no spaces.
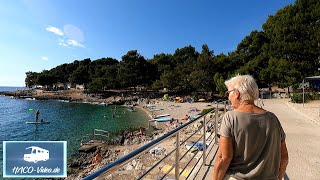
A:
94,129,110,142
81,134,91,144
83,100,230,180
81,129,110,145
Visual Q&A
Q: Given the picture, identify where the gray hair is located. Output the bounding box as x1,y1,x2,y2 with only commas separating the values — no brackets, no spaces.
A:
225,74,259,101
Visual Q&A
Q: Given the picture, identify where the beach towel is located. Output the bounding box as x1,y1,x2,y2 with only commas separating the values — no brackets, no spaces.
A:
161,165,190,177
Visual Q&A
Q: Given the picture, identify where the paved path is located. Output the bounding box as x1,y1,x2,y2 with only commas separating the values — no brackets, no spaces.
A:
264,99,320,180
200,99,320,180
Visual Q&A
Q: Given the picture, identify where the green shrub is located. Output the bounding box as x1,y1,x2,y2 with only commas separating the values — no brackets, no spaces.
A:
290,92,320,103
290,93,304,103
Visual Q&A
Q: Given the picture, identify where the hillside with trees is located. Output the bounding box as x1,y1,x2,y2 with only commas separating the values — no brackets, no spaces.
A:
25,0,320,95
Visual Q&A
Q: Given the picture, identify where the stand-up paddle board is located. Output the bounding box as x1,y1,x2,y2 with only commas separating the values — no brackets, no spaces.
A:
26,121,50,124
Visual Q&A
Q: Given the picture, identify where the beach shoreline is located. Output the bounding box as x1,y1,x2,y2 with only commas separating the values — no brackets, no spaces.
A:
66,98,216,179
135,105,153,118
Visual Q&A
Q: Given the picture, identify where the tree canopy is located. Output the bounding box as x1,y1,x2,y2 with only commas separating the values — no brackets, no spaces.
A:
26,0,320,94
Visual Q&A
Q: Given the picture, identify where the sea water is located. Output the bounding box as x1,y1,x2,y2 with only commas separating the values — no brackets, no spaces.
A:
0,87,149,176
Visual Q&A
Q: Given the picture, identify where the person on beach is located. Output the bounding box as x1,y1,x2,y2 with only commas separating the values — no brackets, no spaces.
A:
213,74,288,180
86,149,102,170
165,118,175,130
136,127,145,136
181,114,190,121
169,118,175,125
35,110,40,122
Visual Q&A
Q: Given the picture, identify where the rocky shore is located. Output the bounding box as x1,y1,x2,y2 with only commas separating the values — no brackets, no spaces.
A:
67,127,164,179
0,89,143,105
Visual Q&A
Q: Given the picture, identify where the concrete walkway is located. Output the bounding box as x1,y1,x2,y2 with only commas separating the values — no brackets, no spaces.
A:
264,99,320,180
201,99,320,180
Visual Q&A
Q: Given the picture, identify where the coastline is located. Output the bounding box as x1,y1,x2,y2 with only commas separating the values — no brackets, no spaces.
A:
67,99,214,179
1,89,217,179
0,89,140,105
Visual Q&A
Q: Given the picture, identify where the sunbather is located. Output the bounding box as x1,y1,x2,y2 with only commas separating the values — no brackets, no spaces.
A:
86,150,102,170
181,115,190,121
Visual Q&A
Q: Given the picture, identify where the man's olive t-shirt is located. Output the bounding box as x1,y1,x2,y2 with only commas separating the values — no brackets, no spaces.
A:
219,111,286,179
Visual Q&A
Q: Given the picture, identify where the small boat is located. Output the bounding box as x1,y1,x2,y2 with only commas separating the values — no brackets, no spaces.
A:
155,114,170,118
26,121,50,124
149,117,171,122
25,97,36,100
150,108,164,112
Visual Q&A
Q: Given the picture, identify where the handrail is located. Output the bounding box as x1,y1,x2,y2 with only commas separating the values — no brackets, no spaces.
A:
94,129,109,137
83,100,230,180
83,114,204,179
94,129,109,142
81,134,91,144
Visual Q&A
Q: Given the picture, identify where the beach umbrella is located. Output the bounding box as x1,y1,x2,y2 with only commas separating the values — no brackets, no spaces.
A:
175,97,181,100
198,98,205,102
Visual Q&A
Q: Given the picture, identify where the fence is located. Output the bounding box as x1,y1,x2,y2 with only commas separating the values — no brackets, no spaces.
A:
83,100,230,180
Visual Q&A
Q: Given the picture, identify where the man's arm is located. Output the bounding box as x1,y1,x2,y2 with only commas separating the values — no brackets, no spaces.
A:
278,141,289,180
213,136,233,180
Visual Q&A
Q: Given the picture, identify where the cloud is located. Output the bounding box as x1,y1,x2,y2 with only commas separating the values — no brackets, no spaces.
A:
46,26,64,36
41,56,48,61
57,39,85,48
64,24,84,43
58,39,68,47
67,39,85,48
46,25,86,48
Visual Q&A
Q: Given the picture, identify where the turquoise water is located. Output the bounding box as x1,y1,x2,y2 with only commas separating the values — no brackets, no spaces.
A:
0,87,149,176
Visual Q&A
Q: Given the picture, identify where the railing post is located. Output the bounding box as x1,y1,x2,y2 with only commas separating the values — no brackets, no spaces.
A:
224,101,226,113
203,115,206,166
175,131,180,180
215,102,219,144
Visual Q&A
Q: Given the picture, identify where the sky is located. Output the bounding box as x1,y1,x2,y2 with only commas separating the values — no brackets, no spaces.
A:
0,0,295,87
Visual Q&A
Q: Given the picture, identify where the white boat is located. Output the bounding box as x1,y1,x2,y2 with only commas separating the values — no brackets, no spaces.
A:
150,108,164,112
156,114,170,118
127,108,134,112
149,117,171,122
